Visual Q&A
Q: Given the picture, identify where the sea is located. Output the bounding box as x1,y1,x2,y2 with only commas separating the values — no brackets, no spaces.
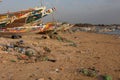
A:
99,30,120,35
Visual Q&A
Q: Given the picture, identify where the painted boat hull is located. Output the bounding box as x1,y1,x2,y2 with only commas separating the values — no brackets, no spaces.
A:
0,7,55,28
0,23,56,35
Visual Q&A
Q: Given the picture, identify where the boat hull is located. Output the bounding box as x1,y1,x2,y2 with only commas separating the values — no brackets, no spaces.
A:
0,23,56,35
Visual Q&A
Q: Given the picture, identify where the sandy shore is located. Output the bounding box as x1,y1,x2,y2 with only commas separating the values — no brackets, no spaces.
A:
0,31,120,80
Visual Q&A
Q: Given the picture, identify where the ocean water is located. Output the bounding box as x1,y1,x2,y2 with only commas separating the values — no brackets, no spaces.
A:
72,27,120,35
99,30,120,35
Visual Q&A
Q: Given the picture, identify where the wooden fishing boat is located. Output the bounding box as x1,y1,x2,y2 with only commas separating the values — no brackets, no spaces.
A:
0,22,56,36
0,6,55,28
0,1,56,36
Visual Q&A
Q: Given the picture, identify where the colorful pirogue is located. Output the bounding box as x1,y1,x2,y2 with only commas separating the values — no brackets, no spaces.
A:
0,3,56,34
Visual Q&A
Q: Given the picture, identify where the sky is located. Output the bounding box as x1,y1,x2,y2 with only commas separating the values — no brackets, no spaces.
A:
0,0,120,24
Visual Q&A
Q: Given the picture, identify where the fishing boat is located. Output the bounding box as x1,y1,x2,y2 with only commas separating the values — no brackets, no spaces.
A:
0,1,56,35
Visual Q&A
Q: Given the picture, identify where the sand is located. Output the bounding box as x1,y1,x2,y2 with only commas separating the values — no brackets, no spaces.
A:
0,31,120,80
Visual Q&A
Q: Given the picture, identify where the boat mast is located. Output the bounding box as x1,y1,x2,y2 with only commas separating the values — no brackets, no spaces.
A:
40,0,44,24
40,0,43,6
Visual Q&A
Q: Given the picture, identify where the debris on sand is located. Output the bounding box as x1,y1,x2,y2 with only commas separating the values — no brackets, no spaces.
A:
38,29,77,47
77,67,113,80
77,67,99,77
11,35,22,39
43,47,51,53
102,75,112,80
0,40,56,63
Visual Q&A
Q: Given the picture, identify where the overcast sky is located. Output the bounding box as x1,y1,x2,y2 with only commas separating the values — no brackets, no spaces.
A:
0,0,120,24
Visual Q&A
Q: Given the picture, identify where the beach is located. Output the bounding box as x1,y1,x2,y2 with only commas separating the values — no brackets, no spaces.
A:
0,31,120,80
